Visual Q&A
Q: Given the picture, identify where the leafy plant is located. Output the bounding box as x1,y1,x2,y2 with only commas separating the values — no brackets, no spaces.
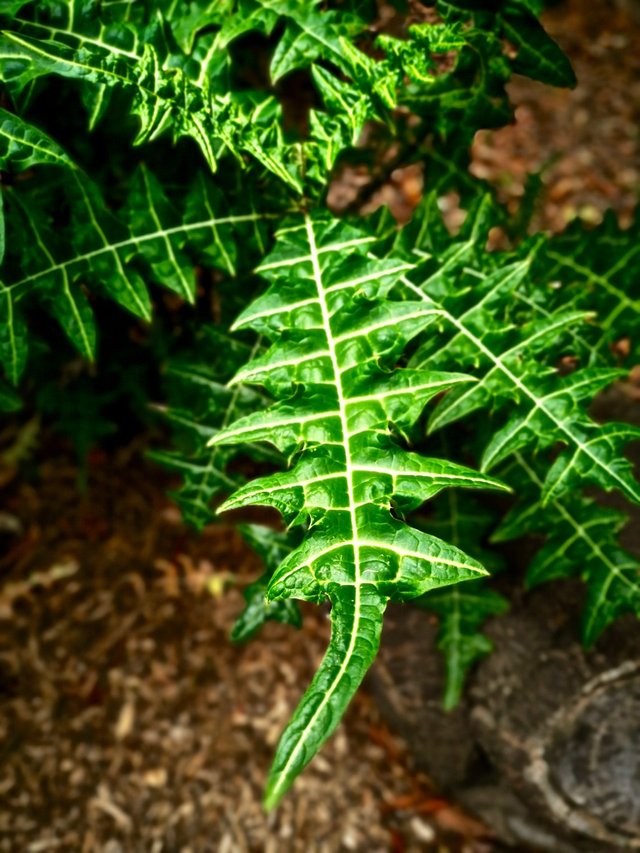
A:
1,0,638,809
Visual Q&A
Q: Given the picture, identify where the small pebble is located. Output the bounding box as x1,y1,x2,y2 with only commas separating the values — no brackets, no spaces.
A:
410,816,436,843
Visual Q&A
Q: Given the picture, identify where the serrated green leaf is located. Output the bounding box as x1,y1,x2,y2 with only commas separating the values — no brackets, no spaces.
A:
264,583,385,809
0,289,27,384
2,0,631,812
0,28,221,170
213,213,507,805
0,107,75,171
9,188,96,361
393,198,640,506
496,454,640,646
437,0,575,88
534,210,640,361
0,166,275,383
270,7,364,83
231,525,301,641
150,331,279,530
125,165,195,303
415,489,507,708
0,181,4,265
503,2,576,87
423,582,508,709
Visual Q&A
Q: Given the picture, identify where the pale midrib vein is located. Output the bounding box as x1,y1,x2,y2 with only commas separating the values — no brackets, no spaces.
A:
348,379,469,404
198,175,234,275
233,296,319,328
193,337,263,511
18,20,141,59
219,408,340,439
324,263,413,294
514,290,595,359
142,168,192,300
400,275,636,497
5,212,269,298
61,268,92,356
196,31,223,88
266,214,363,803
547,249,640,315
410,261,529,363
358,542,483,571
353,464,499,487
411,236,473,279
514,454,640,612
227,471,345,503
1,31,151,93
433,311,580,424
1,31,221,166
233,349,331,383
14,189,92,357
482,370,616,470
0,126,70,165
1,290,17,382
462,318,632,493
256,236,376,271
433,322,601,434
334,307,443,343
72,172,148,317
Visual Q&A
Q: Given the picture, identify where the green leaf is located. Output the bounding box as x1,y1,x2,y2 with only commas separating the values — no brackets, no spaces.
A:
415,490,507,708
2,0,630,808
0,181,4,265
393,193,640,656
159,0,234,54
502,2,576,88
231,525,302,642
0,166,274,383
502,0,577,87
264,583,385,809
213,213,508,805
150,329,279,530
495,455,640,646
423,581,508,708
270,6,364,82
0,289,27,385
436,0,576,88
8,188,97,363
0,107,75,171
395,195,640,506
125,165,195,303
0,30,221,170
534,210,640,361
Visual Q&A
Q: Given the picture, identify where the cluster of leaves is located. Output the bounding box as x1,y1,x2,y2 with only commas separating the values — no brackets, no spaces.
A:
1,0,638,808
377,193,640,700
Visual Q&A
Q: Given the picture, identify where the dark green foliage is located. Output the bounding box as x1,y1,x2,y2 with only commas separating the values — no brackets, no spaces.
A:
415,492,508,710
148,327,279,530
232,524,302,642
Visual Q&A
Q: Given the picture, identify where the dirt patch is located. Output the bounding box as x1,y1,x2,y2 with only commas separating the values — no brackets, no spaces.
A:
0,447,493,852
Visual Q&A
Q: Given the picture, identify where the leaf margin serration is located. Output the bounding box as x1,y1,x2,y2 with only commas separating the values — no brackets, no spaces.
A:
210,212,509,806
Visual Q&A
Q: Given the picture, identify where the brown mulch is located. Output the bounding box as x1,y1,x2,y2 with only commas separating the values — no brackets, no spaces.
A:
0,444,493,853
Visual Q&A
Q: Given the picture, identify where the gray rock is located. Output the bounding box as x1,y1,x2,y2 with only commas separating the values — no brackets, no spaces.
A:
371,583,640,851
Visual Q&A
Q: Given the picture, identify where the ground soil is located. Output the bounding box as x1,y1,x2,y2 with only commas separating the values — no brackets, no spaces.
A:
1,1,639,851
0,447,493,853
